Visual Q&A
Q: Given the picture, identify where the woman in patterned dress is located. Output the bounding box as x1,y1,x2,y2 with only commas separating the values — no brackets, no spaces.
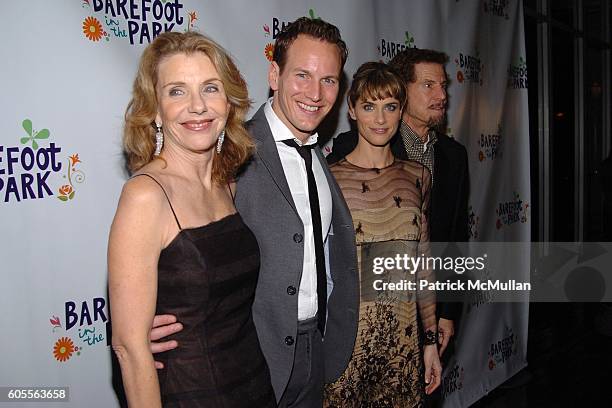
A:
325,62,441,407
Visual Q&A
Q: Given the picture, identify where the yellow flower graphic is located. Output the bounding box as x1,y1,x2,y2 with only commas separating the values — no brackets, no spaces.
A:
83,16,103,42
264,43,274,61
53,337,75,362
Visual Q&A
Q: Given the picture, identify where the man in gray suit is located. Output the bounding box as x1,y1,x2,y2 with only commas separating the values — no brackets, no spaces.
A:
149,17,358,407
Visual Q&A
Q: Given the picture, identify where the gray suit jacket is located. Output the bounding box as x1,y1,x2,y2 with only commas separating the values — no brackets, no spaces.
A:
235,104,359,400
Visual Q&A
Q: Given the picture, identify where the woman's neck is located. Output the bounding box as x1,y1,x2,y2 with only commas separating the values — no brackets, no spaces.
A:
157,145,215,189
345,136,394,169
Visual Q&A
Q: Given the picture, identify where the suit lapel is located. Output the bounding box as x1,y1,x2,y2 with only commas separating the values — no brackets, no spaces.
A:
391,130,408,160
314,147,350,221
430,139,450,240
249,105,298,215
433,138,449,198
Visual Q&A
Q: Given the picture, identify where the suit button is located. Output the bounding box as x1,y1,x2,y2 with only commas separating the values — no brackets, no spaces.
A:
293,233,303,243
285,336,295,346
287,286,296,295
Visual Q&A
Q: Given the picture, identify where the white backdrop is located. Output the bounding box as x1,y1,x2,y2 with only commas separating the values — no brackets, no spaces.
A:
0,1,530,407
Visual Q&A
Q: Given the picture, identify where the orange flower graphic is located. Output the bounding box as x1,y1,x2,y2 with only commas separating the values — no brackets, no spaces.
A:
188,11,198,25
69,153,81,166
83,16,103,42
488,358,496,370
264,43,274,61
457,70,464,83
58,185,73,196
53,337,75,362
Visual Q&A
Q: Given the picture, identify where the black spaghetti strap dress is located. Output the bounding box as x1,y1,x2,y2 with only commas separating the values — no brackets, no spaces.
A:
137,174,276,407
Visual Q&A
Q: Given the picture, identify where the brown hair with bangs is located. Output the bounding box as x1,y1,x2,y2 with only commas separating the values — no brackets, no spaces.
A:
123,31,253,184
347,61,406,110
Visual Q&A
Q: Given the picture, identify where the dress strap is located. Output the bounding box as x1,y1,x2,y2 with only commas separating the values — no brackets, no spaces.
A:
132,173,182,230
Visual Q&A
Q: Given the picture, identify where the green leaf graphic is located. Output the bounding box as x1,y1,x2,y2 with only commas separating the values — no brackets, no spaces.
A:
22,119,32,136
58,195,68,202
308,8,320,20
69,191,75,200
20,137,30,144
32,140,39,150
35,129,50,139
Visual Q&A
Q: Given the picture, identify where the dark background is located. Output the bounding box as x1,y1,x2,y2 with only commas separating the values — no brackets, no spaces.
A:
473,1,612,406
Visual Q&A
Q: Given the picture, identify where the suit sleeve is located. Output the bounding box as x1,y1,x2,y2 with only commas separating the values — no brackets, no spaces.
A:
439,143,469,321
454,144,470,242
326,130,358,165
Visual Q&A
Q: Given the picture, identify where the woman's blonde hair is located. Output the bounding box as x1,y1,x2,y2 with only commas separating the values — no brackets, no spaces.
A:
124,31,253,183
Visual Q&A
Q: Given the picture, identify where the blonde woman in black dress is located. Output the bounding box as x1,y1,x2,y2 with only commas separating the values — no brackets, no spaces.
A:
108,32,275,407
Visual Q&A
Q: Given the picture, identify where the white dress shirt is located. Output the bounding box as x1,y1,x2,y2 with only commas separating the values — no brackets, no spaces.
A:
264,99,332,321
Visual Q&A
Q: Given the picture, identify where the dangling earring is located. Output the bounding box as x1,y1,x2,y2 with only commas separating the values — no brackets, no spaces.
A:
154,125,163,156
216,130,225,154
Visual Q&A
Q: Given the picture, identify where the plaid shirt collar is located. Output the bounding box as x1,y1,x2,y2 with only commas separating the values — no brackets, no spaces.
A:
399,120,437,183
399,121,438,152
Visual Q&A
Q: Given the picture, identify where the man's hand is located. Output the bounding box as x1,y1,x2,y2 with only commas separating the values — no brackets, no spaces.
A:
437,318,454,357
423,344,442,395
150,314,182,369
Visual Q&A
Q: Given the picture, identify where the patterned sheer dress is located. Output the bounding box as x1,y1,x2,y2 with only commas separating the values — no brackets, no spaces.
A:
325,159,436,408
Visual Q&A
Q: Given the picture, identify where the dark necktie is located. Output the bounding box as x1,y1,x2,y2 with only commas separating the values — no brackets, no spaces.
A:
283,139,327,336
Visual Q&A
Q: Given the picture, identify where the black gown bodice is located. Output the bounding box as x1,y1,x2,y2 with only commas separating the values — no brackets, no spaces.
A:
154,212,276,408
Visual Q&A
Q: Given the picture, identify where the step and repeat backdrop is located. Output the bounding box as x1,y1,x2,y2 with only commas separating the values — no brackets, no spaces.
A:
0,1,529,407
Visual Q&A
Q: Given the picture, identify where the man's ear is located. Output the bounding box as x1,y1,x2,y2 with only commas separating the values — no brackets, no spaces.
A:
268,61,280,91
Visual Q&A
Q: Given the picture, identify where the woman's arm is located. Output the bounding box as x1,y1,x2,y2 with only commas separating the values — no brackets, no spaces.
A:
108,177,169,407
416,165,436,331
415,166,441,394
